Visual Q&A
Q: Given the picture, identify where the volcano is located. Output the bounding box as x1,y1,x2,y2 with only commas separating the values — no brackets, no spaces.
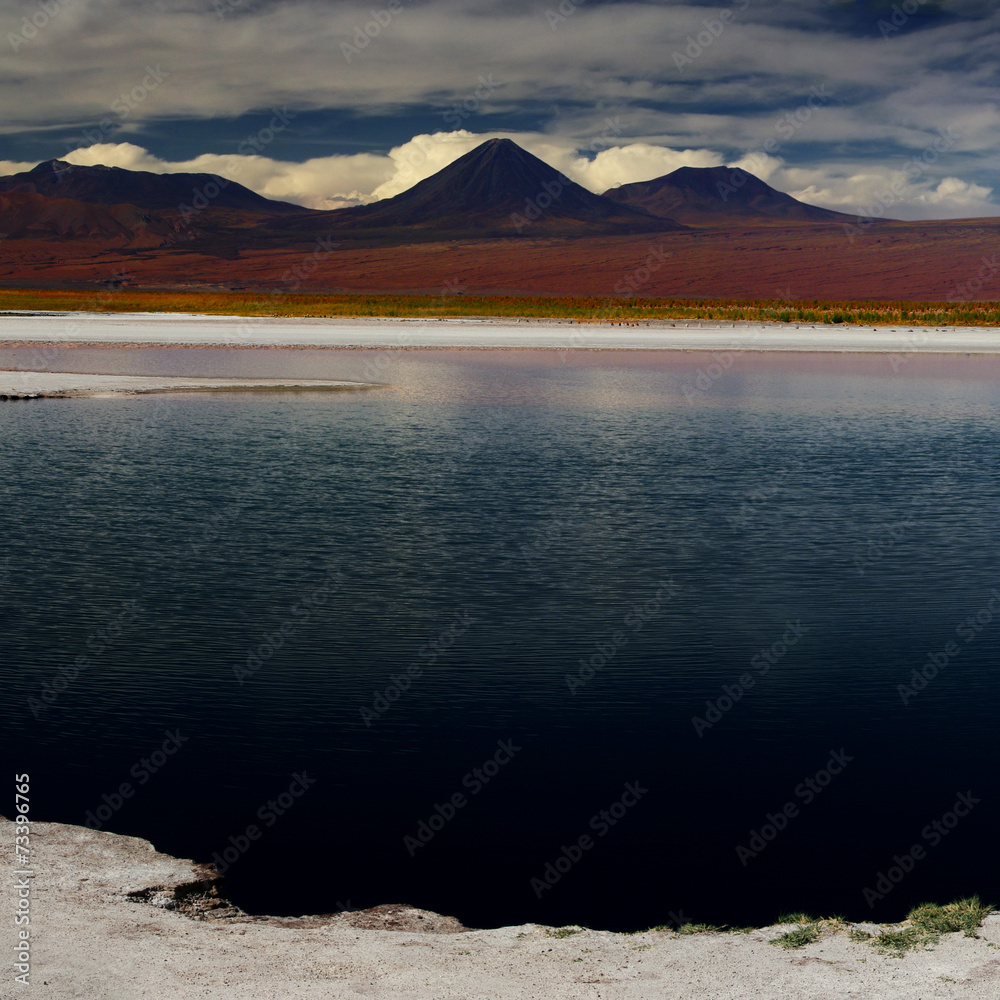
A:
315,138,677,235
0,160,306,216
602,166,858,227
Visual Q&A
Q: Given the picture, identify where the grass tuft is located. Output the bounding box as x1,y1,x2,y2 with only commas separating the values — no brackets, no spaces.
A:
546,926,582,939
908,897,993,939
872,927,922,956
651,897,992,956
869,898,993,956
770,924,820,949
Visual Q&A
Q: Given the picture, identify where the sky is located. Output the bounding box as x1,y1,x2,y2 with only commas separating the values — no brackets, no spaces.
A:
0,0,998,219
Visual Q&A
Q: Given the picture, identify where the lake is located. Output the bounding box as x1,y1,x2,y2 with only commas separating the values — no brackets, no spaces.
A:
2,343,998,931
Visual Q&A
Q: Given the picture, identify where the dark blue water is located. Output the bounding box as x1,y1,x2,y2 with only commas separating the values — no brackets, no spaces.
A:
3,346,999,931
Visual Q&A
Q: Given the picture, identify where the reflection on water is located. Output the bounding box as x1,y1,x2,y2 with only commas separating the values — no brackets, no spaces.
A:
2,346,999,930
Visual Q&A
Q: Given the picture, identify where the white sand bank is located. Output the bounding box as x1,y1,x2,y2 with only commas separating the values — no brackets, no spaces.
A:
0,370,377,399
3,311,1000,352
2,818,998,1000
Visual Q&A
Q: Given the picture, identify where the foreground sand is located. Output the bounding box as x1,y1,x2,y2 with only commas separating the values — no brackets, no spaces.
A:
2,818,997,1000
4,310,1000,352
0,371,377,399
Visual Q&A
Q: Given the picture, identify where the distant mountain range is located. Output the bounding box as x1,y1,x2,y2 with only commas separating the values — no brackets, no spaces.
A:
0,140,995,301
0,160,305,215
602,166,858,226
0,138,874,249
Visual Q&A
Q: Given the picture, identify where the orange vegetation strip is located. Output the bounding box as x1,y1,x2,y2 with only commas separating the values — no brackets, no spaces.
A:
1,288,999,327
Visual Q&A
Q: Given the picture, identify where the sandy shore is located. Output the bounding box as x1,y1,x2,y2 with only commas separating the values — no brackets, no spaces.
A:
3,817,998,1000
0,370,378,399
3,310,1000,352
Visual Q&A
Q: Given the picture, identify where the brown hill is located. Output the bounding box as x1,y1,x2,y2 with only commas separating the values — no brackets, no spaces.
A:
5,218,998,302
603,166,860,227
0,160,306,216
0,190,180,245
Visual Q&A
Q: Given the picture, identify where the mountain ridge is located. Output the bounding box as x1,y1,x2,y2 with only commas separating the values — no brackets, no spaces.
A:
603,165,860,226
0,160,306,216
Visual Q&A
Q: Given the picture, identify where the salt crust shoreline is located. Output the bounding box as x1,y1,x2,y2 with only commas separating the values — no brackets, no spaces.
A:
4,310,1000,353
0,371,378,399
2,818,998,1000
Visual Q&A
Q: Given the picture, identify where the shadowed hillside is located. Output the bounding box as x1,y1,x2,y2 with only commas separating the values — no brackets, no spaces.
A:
603,166,861,227
293,138,677,236
0,160,306,216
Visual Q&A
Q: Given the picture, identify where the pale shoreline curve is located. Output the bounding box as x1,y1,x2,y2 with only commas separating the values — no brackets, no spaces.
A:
0,370,380,399
4,310,1000,353
1,818,997,1000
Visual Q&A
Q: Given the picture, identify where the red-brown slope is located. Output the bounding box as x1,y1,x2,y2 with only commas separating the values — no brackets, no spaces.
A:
1,220,997,301
0,190,182,246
